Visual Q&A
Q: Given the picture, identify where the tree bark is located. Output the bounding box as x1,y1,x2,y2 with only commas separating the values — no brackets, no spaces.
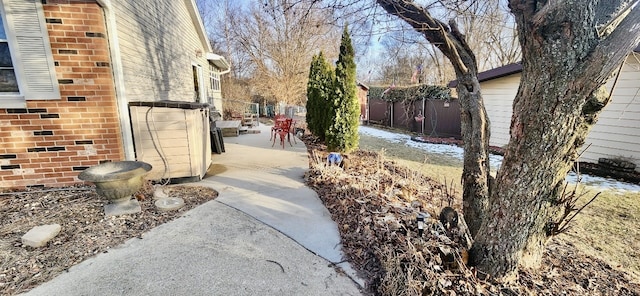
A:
376,0,640,281
469,0,640,279
376,0,493,238
455,72,492,239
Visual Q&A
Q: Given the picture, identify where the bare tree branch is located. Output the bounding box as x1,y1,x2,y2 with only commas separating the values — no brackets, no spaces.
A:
375,0,476,75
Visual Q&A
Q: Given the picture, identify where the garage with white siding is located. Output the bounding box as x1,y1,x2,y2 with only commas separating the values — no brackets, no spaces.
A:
456,49,640,170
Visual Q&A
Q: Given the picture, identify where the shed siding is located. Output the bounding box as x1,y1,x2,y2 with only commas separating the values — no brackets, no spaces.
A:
112,0,210,103
481,74,520,148
581,55,640,166
480,54,640,169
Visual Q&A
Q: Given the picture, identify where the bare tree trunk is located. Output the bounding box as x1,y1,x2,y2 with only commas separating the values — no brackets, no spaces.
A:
376,0,493,238
376,0,640,281
470,80,607,278
469,0,640,279
455,72,492,238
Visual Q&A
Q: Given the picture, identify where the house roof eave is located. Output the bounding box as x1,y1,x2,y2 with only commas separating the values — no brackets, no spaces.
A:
187,0,213,53
206,53,231,72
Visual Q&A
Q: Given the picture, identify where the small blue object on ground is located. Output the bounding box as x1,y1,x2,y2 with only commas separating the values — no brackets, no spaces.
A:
327,152,342,166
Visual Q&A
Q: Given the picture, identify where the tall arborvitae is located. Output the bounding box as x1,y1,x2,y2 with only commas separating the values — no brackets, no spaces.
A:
326,25,359,153
306,54,321,137
305,51,333,140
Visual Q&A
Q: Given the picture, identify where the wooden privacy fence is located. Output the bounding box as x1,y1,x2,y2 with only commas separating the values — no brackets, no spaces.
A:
367,97,462,139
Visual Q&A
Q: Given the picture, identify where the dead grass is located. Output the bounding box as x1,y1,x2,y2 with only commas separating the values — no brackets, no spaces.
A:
360,133,464,203
359,134,463,168
561,189,640,280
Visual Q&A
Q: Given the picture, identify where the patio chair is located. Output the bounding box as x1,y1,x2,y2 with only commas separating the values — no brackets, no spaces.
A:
272,118,295,148
270,114,287,141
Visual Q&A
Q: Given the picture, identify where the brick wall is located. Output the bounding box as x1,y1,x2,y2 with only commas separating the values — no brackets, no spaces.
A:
0,1,123,189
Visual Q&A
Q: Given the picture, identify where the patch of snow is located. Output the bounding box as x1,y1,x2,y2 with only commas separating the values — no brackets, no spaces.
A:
359,125,639,192
359,126,503,169
566,172,640,193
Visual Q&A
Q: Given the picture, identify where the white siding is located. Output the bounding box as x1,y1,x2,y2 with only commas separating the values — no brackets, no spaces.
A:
112,0,210,102
480,54,640,169
581,54,640,166
481,74,521,148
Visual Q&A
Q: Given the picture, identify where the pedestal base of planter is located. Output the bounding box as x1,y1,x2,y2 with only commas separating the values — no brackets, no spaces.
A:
104,198,141,217
155,197,185,212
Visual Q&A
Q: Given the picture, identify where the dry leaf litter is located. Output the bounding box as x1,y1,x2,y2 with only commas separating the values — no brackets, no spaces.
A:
0,184,217,295
301,134,640,296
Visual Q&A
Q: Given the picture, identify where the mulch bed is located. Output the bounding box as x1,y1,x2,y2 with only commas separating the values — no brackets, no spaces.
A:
0,184,218,295
576,161,640,184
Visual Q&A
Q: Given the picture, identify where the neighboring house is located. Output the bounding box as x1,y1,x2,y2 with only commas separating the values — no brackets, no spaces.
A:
356,81,369,121
449,46,640,170
0,0,229,188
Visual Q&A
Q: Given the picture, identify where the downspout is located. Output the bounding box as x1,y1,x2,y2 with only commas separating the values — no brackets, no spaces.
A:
96,0,135,160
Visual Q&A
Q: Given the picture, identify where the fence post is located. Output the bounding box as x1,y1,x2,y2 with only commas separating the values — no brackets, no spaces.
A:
390,102,394,128
422,98,426,135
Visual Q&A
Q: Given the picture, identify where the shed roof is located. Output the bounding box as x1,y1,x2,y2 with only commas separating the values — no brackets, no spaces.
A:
447,63,522,87
357,81,369,90
448,43,640,88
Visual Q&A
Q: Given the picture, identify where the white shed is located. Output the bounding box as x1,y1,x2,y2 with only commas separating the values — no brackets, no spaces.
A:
450,47,640,170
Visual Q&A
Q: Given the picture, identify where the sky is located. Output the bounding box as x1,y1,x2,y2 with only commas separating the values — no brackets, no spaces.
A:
358,125,640,193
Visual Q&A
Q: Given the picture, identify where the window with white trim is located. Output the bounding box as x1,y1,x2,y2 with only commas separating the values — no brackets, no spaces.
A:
209,64,220,92
0,0,60,108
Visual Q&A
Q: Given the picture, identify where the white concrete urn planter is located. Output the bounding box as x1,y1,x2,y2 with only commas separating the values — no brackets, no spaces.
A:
79,161,152,216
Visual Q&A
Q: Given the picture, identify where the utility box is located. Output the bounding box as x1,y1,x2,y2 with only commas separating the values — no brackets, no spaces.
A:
129,101,211,182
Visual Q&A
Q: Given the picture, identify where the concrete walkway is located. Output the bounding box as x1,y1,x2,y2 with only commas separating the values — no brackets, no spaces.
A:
23,124,363,296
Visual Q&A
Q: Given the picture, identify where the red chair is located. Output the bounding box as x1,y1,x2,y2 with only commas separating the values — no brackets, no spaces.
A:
270,115,287,141
272,118,295,148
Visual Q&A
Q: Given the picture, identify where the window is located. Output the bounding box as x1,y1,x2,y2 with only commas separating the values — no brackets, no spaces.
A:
0,0,60,107
209,64,220,92
0,14,18,93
